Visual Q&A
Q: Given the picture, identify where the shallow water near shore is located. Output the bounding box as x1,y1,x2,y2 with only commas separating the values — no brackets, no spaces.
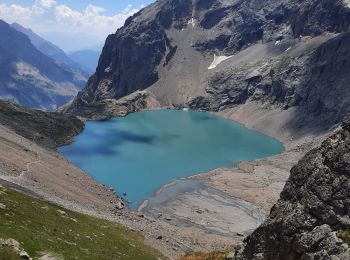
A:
59,110,284,209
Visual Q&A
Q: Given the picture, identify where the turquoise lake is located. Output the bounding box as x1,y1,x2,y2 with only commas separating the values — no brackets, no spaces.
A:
59,110,284,209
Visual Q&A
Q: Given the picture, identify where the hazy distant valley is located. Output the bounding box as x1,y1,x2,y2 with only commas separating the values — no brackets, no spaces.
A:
0,20,101,111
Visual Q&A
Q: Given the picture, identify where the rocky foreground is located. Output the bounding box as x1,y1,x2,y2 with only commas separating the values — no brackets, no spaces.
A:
236,118,350,259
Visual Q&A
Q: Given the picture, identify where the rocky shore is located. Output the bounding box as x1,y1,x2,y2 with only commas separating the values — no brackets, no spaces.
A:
0,95,346,259
0,103,325,257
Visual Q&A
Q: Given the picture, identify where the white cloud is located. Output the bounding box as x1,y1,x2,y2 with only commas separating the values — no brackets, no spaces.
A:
39,0,56,8
0,0,140,51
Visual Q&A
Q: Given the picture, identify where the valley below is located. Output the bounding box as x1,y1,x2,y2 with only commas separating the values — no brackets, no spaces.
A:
1,0,350,258
0,99,335,258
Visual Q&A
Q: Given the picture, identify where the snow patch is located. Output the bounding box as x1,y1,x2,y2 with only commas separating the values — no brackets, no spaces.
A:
188,18,196,27
208,54,233,70
104,66,112,73
275,40,281,45
345,0,350,8
285,47,291,52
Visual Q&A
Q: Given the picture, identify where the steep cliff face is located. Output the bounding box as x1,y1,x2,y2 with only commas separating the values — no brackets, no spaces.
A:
194,0,350,53
235,118,350,259
72,0,192,107
191,32,350,128
68,0,350,132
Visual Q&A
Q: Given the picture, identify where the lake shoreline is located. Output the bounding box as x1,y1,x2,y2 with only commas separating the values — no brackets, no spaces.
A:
60,106,330,258
122,104,332,257
60,109,284,210
0,104,333,259
142,179,266,237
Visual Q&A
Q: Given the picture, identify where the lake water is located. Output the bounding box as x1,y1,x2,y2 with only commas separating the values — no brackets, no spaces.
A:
59,110,284,209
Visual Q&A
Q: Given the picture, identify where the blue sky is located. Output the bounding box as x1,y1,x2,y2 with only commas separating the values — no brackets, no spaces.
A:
0,0,153,14
0,0,154,51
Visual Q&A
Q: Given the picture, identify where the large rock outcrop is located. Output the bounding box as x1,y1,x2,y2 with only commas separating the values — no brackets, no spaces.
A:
70,0,192,109
194,0,350,53
236,119,350,259
191,31,350,129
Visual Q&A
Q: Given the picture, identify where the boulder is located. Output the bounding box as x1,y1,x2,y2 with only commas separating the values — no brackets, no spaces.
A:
236,118,350,259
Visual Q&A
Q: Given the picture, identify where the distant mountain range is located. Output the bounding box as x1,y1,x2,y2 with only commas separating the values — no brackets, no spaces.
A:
11,23,86,73
0,20,90,111
11,23,101,76
68,49,101,74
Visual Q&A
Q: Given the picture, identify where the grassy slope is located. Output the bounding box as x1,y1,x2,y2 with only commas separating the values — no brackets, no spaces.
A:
0,247,21,260
0,185,163,259
180,252,228,260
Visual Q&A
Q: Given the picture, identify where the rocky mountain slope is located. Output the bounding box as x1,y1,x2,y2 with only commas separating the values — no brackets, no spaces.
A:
67,0,350,134
0,100,121,223
0,100,83,148
11,23,87,74
236,118,350,259
0,20,87,111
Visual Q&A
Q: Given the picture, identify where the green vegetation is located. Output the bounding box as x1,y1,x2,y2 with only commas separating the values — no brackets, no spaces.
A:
181,251,230,260
274,211,284,220
298,202,308,213
0,247,21,260
337,230,350,245
0,185,163,259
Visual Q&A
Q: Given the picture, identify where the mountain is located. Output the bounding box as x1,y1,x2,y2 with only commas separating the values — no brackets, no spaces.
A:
235,118,350,259
68,49,101,74
0,20,87,111
0,0,348,258
0,100,83,148
63,0,350,257
11,23,86,74
67,0,350,133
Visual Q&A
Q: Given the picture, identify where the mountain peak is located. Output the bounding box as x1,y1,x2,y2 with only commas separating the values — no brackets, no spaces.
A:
67,0,350,126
